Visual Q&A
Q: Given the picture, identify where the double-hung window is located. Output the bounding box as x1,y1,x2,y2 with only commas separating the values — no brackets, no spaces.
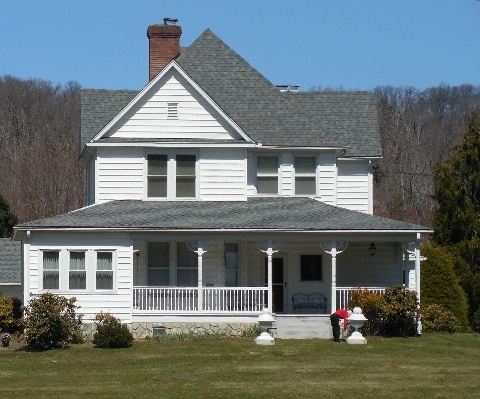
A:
147,154,196,198
295,157,317,195
69,252,86,290
257,156,278,195
43,251,59,290
147,154,168,197
96,252,113,290
148,242,170,286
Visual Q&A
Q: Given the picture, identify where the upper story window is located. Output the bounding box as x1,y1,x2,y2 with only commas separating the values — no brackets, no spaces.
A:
257,156,278,195
176,155,196,198
147,155,168,197
147,153,196,199
295,157,316,195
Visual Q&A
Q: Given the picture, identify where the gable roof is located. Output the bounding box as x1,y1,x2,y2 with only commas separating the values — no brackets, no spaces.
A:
0,238,21,284
15,198,430,233
80,28,382,158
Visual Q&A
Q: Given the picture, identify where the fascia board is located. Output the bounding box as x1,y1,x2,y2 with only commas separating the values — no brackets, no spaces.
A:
91,61,254,144
253,145,347,151
86,142,257,148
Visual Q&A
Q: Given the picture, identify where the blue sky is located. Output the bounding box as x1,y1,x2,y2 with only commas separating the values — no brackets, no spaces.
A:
1,1,479,91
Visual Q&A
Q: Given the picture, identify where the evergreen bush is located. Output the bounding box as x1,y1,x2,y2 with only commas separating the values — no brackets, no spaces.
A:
421,304,460,333
421,243,469,329
471,308,480,333
349,289,384,336
22,293,83,350
0,296,21,333
381,285,418,337
92,312,133,348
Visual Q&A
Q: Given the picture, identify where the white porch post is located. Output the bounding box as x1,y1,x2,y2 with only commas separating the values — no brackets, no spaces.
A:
255,239,284,314
414,234,422,334
197,243,204,313
320,241,348,314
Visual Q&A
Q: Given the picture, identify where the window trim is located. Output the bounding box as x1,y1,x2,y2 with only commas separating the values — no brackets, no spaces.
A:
41,250,60,291
256,155,279,196
293,155,318,196
95,250,115,291
145,150,198,200
68,250,87,291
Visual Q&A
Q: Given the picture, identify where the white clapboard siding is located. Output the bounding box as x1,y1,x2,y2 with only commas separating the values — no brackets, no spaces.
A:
337,160,369,213
104,69,243,141
96,147,144,203
87,160,95,206
199,150,247,200
26,236,134,323
280,153,294,196
246,152,256,197
318,152,336,205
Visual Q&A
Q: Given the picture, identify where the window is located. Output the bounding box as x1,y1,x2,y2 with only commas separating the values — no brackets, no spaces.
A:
300,255,322,281
147,153,196,199
224,243,238,287
69,252,86,290
43,251,59,289
96,252,113,290
148,242,169,286
257,156,278,194
176,155,196,198
147,154,168,197
295,157,316,195
177,242,198,287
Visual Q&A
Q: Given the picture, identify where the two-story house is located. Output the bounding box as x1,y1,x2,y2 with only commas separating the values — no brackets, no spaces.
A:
14,20,431,338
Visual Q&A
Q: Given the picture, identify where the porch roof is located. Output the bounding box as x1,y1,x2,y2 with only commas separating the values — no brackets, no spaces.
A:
0,238,21,284
15,197,431,234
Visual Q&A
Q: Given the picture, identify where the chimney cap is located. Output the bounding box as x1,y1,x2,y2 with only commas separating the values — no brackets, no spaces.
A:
164,18,178,25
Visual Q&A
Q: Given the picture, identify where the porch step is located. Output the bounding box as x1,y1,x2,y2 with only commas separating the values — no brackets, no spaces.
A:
273,315,332,339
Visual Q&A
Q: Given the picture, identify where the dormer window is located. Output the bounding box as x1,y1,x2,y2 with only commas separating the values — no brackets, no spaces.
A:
294,156,316,195
167,102,178,119
257,156,278,195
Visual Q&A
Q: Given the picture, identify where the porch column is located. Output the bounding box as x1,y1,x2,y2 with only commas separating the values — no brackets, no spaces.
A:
187,240,213,313
414,234,422,334
256,240,284,313
320,241,348,314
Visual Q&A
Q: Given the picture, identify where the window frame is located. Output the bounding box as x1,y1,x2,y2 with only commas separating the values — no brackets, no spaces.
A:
68,250,87,291
95,251,115,291
294,155,318,196
41,250,60,291
145,150,198,200
256,155,279,195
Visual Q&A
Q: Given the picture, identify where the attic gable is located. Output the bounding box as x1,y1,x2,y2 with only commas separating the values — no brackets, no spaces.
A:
92,62,252,144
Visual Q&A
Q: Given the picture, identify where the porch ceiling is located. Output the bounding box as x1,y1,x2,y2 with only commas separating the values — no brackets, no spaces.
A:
15,197,431,236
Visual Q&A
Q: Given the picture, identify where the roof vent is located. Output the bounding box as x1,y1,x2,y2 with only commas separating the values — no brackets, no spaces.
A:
164,18,178,25
276,84,300,92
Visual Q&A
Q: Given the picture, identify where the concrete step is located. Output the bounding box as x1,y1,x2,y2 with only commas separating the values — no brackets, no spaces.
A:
273,315,333,339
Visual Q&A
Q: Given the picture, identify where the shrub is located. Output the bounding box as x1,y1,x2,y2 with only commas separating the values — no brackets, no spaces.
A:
92,312,133,348
381,285,419,337
241,324,263,337
421,243,469,329
0,296,21,333
22,293,83,350
348,289,384,336
421,304,460,333
471,308,480,333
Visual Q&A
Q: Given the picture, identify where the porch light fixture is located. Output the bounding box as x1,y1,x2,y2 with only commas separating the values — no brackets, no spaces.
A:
369,242,377,256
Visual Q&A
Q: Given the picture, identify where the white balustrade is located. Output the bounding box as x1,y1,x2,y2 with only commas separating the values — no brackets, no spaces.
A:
133,286,267,314
336,287,385,310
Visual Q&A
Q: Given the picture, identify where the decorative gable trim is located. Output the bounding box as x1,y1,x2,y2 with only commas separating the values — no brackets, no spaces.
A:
91,61,254,144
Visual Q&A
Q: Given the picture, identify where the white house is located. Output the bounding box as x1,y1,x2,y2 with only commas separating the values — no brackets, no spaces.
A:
14,20,431,338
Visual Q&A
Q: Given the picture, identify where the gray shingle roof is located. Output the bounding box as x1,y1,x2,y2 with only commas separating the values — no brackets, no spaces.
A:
16,198,429,232
0,238,21,284
80,29,382,158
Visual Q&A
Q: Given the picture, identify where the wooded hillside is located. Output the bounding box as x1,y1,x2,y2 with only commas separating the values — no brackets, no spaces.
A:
1,76,479,226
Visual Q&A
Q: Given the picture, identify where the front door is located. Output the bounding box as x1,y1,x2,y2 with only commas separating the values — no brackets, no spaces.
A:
265,258,284,313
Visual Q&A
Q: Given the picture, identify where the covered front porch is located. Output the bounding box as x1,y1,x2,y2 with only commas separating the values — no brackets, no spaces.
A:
131,236,422,318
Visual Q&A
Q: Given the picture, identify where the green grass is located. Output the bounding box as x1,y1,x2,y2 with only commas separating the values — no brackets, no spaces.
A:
1,334,479,398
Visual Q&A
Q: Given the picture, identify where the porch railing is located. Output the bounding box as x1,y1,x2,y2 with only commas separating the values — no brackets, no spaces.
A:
133,286,267,314
336,287,386,310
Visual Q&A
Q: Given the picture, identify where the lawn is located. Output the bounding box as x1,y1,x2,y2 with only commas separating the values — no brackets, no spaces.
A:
1,334,479,398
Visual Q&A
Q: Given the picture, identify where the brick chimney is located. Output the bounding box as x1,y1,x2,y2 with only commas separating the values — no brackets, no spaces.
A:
147,18,182,81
